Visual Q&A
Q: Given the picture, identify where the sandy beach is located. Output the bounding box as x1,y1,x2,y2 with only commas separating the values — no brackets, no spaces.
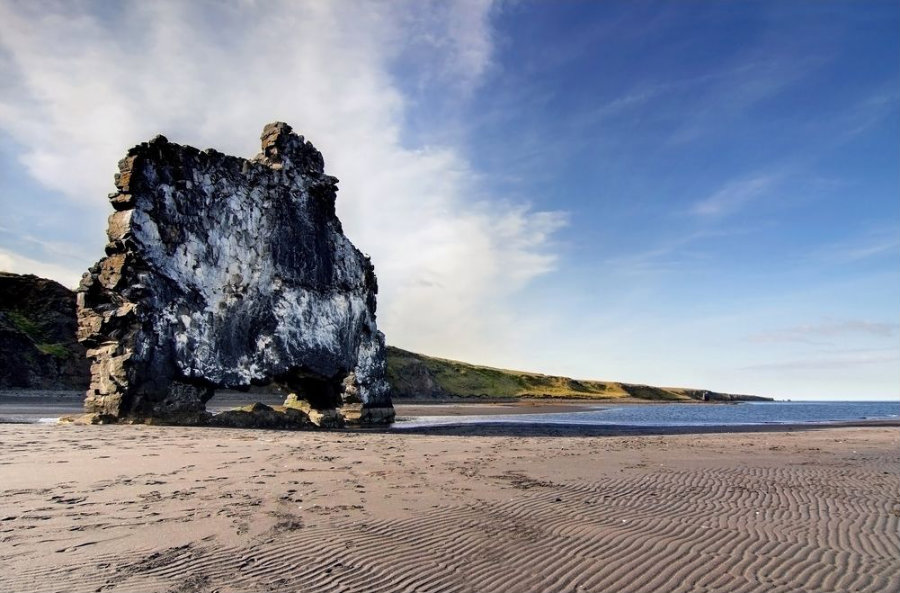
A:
1,420,897,593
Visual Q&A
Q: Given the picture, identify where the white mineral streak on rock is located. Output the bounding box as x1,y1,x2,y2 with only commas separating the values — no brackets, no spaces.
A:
76,123,393,425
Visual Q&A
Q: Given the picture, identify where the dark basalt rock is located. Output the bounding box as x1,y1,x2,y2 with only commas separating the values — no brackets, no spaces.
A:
206,402,311,430
76,123,394,425
0,273,90,389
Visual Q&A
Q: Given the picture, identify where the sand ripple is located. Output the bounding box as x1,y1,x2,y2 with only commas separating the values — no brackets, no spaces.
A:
0,425,897,593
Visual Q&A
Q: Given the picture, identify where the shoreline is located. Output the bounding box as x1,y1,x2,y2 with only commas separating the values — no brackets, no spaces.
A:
4,419,898,435
387,417,900,437
1,396,897,433
391,400,900,436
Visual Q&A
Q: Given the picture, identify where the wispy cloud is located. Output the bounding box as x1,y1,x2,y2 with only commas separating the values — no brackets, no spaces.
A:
667,54,827,146
602,226,762,278
583,86,667,123
0,248,83,289
0,226,93,266
811,227,900,265
0,0,565,361
692,174,778,218
842,88,900,138
399,0,497,95
743,349,898,372
603,240,704,278
749,320,899,344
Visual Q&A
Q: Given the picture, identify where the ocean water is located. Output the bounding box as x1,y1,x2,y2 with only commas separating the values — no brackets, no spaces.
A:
0,390,286,424
396,401,900,429
1,393,897,428
0,392,85,424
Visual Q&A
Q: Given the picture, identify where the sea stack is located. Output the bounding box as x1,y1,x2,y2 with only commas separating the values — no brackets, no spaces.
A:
76,123,394,426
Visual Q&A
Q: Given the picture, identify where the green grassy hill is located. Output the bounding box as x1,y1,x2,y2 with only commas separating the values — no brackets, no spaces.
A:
386,346,770,402
0,273,90,389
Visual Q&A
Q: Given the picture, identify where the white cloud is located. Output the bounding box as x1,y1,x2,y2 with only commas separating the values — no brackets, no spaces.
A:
0,0,564,361
398,0,496,94
0,248,83,289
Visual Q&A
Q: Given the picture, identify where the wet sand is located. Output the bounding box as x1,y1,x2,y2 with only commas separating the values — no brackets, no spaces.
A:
1,423,897,593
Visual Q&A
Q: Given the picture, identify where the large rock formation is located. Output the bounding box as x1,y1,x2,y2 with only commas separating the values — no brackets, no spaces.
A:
0,273,90,389
76,123,393,425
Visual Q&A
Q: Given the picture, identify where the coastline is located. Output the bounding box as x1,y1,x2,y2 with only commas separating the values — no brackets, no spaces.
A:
388,417,900,437
390,399,900,437
1,395,896,433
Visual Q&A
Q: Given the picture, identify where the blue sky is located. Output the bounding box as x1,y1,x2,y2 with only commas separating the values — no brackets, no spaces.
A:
1,1,897,400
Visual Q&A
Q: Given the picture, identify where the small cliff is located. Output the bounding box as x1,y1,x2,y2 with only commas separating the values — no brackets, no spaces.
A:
0,273,90,389
76,123,393,425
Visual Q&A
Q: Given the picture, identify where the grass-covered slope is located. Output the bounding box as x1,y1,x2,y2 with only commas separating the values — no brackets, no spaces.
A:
0,272,90,389
386,346,770,402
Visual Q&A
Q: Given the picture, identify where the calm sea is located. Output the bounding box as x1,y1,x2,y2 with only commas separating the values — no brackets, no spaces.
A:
0,390,285,424
1,392,897,428
396,401,899,429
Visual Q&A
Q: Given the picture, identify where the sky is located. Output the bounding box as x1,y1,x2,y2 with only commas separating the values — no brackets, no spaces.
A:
1,0,898,400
